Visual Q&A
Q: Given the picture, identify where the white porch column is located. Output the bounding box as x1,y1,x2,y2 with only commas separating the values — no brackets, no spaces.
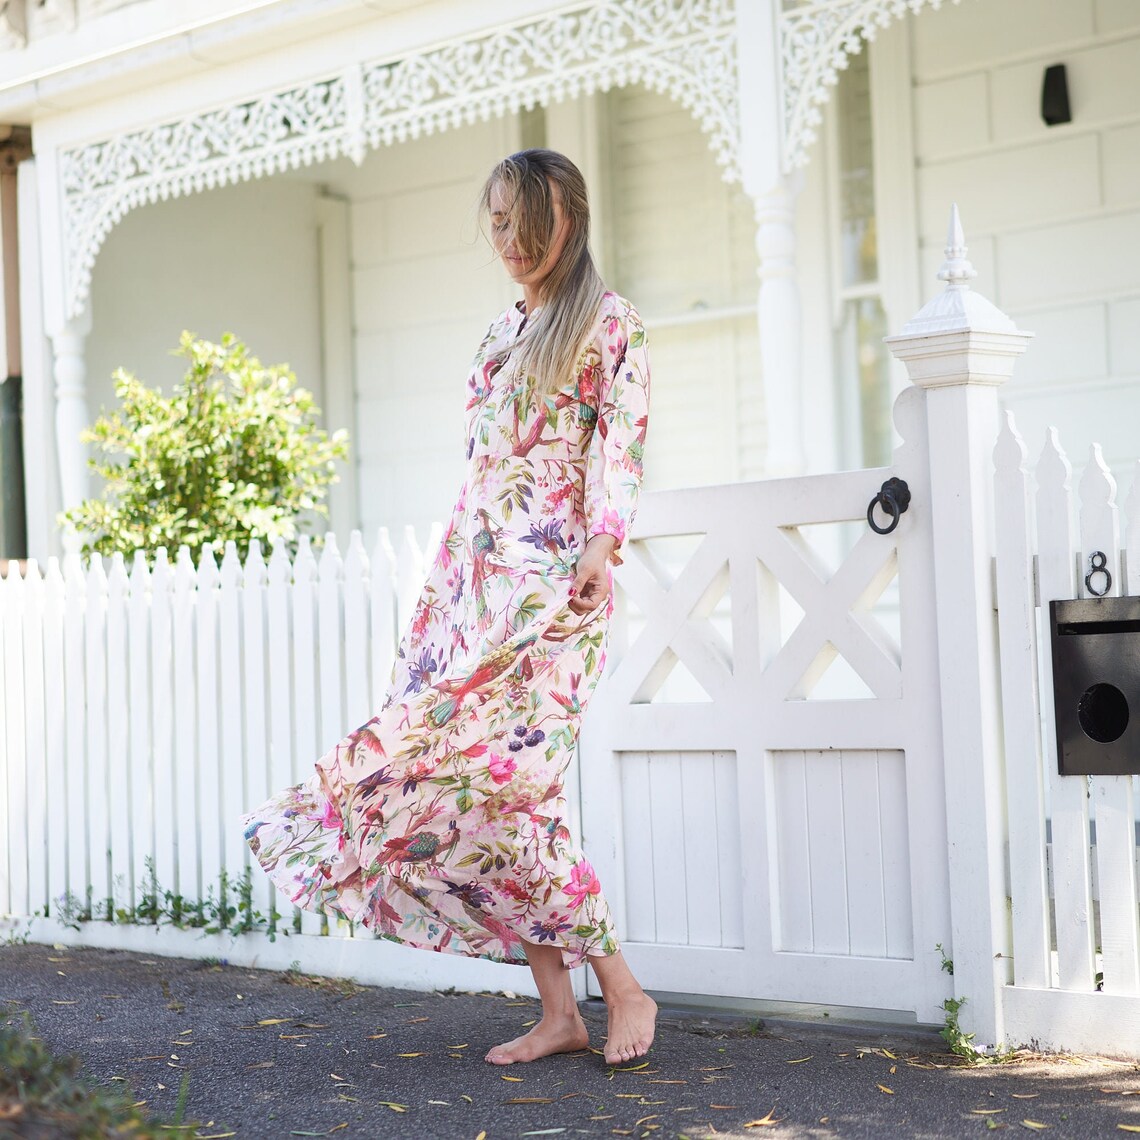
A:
16,157,61,560
736,0,806,477
885,207,1033,1049
51,312,91,517
34,140,91,535
754,180,804,475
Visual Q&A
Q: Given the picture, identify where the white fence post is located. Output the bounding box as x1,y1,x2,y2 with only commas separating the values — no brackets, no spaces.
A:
885,206,1033,1047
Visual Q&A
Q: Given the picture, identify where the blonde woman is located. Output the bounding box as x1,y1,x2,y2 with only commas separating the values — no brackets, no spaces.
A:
241,149,655,1066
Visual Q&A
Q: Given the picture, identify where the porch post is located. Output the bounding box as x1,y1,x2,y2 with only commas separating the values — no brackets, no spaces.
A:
51,313,91,519
885,206,1032,1049
736,0,806,477
754,181,804,475
34,141,91,538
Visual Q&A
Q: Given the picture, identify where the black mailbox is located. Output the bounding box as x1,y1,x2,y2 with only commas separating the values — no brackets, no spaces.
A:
1050,596,1140,776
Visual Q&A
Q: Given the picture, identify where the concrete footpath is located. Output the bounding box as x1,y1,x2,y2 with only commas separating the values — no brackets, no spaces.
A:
2,943,1138,1139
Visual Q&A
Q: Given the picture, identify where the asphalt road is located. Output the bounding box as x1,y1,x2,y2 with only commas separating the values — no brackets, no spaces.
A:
2,942,1139,1139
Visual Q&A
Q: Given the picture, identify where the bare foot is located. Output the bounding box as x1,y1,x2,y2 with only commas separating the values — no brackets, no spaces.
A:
603,990,657,1065
484,1014,589,1065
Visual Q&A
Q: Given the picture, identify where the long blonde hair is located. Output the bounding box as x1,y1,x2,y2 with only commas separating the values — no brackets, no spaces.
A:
480,149,606,395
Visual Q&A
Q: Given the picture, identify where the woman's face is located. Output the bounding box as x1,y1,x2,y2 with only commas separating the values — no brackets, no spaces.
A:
489,177,570,300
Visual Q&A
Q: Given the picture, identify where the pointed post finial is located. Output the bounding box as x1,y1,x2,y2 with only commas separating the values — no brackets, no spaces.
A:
937,203,978,287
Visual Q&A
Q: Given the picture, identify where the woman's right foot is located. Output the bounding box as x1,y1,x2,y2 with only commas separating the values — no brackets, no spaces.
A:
484,1013,589,1065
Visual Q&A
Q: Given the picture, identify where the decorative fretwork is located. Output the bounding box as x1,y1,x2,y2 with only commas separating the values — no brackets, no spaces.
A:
58,0,738,319
778,0,963,170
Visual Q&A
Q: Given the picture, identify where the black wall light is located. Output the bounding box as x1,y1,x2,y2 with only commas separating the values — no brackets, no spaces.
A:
1041,63,1072,126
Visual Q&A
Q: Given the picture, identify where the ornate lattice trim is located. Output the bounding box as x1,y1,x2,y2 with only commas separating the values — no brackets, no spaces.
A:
59,0,738,319
778,0,963,171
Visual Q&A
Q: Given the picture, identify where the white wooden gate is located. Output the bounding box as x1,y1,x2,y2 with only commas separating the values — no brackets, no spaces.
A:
581,386,951,1021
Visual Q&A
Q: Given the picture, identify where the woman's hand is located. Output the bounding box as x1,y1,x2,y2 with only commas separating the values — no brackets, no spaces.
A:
569,534,616,615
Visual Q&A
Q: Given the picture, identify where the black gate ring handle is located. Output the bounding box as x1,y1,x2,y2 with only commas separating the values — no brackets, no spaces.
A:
867,477,912,536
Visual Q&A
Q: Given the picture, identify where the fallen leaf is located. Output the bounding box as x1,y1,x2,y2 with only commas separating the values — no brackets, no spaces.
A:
787,1057,812,1065
882,1049,896,1059
972,1109,1005,1114
50,1000,78,1005
407,1016,430,1023
329,1073,344,1081
506,1097,555,1104
462,1095,474,1103
377,1101,407,1112
709,1105,739,1110
1021,1123,1049,1131
589,1116,615,1121
744,1109,783,1128
1117,1128,1140,1134
397,1052,425,1058
502,1074,525,1082
447,1043,469,1049
520,1132,565,1137
297,1022,328,1029
648,1080,687,1085
476,1133,486,1140
1013,1094,1040,1099
427,1100,450,1106
366,1033,387,1040
245,1061,274,1070
258,1018,290,1026
616,1061,651,1072
878,1085,894,1095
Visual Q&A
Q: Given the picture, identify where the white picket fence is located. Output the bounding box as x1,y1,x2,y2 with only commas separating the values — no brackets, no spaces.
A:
0,529,441,941
994,416,1140,1052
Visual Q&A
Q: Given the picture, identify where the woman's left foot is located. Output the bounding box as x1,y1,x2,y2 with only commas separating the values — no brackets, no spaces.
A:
603,990,657,1065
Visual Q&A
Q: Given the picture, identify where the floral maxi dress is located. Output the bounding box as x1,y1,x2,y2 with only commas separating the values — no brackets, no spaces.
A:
240,292,650,968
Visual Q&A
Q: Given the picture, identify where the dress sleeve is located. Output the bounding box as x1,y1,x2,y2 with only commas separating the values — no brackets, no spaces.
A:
584,301,650,565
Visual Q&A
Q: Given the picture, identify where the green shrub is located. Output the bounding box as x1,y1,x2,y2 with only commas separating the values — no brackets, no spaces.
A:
0,1010,202,1136
63,332,349,561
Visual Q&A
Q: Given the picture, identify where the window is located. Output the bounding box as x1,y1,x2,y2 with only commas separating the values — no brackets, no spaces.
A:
830,49,892,470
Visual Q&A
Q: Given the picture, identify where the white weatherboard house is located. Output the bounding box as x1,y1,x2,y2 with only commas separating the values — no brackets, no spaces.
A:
3,0,1140,1058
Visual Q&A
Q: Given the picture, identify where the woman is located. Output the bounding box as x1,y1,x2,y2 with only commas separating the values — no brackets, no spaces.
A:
240,148,655,1066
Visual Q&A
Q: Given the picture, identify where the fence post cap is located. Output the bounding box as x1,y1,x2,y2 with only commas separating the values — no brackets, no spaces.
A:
884,205,1033,386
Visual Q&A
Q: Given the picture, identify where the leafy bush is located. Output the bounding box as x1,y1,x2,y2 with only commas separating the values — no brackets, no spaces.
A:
63,332,349,560
0,1010,202,1137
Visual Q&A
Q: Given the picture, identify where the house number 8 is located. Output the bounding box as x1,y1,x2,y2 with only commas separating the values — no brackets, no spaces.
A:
1085,550,1112,598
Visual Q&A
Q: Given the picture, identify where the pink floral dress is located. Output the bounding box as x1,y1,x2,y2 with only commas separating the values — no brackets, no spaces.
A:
241,291,650,967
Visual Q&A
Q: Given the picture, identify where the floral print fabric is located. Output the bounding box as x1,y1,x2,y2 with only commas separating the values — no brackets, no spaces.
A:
241,292,650,968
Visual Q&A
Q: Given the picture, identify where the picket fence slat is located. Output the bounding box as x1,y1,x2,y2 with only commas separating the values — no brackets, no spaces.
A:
3,567,27,917
106,555,131,920
42,560,67,915
343,531,370,731
1079,449,1140,995
1034,430,1097,991
84,557,110,916
370,530,396,712
172,548,198,904
23,564,48,919
993,414,1051,988
150,551,176,903
196,546,224,917
128,553,153,913
219,544,245,892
